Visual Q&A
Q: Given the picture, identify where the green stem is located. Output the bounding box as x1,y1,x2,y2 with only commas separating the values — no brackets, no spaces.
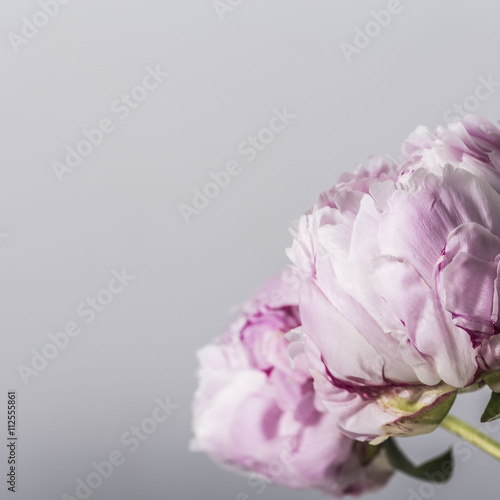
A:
440,414,500,461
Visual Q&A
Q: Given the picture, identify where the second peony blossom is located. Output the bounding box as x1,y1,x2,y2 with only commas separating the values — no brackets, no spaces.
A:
191,272,394,496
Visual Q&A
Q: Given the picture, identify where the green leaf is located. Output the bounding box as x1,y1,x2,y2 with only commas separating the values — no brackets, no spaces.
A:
481,392,500,423
385,438,454,483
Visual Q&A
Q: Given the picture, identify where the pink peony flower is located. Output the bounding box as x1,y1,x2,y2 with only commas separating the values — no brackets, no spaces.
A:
287,117,500,442
190,272,394,496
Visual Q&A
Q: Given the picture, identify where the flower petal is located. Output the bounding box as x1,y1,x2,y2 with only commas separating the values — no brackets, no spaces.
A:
372,255,477,387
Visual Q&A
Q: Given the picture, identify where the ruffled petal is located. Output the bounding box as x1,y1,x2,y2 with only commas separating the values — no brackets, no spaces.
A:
372,255,477,387
379,166,500,284
299,278,386,385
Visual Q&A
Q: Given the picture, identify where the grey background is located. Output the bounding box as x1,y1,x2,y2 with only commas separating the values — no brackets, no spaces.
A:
1,1,500,499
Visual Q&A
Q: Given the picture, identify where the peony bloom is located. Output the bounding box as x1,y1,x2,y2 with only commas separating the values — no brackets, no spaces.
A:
190,272,394,497
287,117,500,443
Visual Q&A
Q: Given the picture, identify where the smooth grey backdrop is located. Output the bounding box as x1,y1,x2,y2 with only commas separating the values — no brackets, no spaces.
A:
1,1,500,499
